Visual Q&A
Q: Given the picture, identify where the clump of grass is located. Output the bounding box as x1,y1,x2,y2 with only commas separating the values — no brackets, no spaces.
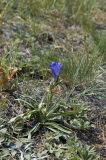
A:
91,30,106,63
65,0,96,22
65,0,106,63
60,37,100,88
0,0,15,25
61,53,99,88
7,0,64,20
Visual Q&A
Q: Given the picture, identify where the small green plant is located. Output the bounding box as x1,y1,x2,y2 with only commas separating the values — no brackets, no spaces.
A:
43,133,100,160
8,62,90,138
66,136,100,160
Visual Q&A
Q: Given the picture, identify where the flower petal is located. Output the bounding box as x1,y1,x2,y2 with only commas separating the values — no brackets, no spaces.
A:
50,62,62,78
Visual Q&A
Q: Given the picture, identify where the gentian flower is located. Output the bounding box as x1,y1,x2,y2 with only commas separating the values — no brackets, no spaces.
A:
50,62,62,78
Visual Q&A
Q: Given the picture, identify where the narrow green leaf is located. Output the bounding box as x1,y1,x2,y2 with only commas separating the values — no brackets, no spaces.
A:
45,122,71,134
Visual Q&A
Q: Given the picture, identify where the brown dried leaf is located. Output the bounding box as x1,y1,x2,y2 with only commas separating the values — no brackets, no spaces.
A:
0,67,17,86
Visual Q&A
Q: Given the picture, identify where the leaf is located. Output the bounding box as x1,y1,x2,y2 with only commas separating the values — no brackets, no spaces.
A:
8,114,24,123
45,122,71,134
47,127,60,133
0,66,17,86
19,150,24,160
0,128,7,134
0,67,8,86
15,141,23,148
55,148,63,158
11,150,17,157
16,98,35,109
46,97,61,117
0,137,4,144
18,138,31,143
7,67,18,80
28,123,41,139
1,148,10,158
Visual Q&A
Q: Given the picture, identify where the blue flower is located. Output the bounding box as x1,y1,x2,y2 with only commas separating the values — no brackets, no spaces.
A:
50,62,62,78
